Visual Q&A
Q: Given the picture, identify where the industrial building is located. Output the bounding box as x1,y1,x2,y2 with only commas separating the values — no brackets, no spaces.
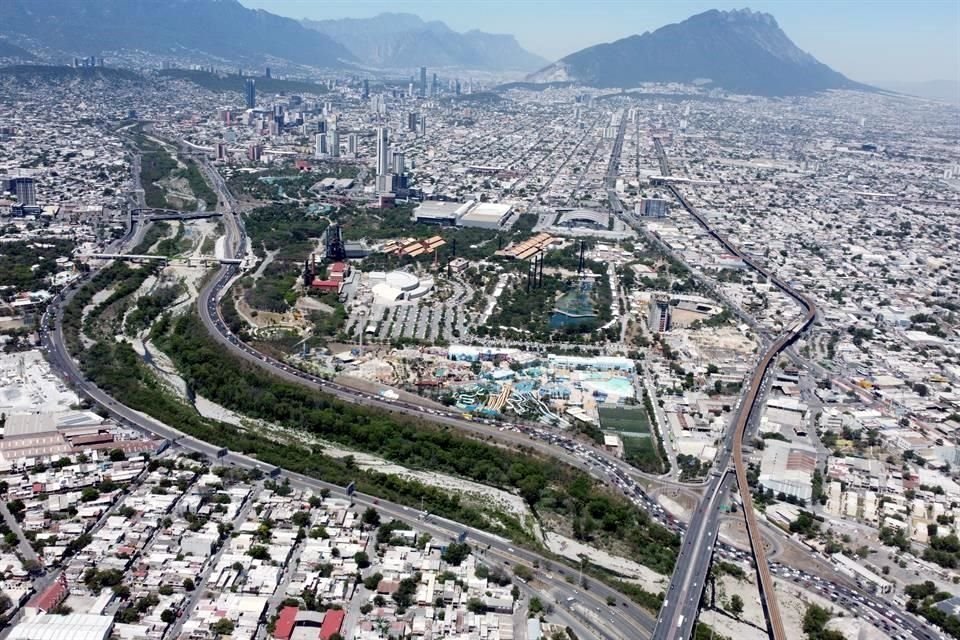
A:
637,198,669,218
413,200,515,230
8,614,114,640
758,439,817,502
832,553,893,594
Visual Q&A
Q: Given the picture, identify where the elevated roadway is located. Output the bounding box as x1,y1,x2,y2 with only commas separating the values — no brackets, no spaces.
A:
132,208,223,221
650,137,815,640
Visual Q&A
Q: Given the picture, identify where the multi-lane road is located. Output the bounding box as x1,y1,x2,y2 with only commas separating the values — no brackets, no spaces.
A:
40,147,943,640
41,218,654,640
648,137,816,640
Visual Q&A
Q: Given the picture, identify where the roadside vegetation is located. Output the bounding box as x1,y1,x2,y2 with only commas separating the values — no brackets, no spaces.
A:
154,312,680,574
59,235,680,577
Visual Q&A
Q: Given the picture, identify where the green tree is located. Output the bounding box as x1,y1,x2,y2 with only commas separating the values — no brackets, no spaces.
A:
362,507,380,527
729,594,744,617
211,618,235,636
441,542,472,566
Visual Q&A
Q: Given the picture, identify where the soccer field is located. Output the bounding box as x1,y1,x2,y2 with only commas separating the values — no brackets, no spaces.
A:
598,406,651,434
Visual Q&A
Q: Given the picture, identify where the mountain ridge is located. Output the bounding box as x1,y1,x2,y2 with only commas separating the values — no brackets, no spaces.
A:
528,8,868,96
303,12,547,72
0,0,354,68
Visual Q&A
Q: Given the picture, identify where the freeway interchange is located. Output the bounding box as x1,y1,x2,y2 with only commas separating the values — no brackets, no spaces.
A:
40,155,941,640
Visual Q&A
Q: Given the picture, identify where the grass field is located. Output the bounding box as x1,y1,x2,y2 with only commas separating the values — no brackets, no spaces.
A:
600,405,664,473
599,406,651,434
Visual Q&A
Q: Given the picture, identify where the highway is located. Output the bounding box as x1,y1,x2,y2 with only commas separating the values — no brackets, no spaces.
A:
647,136,818,640
41,227,654,640
193,153,940,640
38,159,660,640
40,147,940,640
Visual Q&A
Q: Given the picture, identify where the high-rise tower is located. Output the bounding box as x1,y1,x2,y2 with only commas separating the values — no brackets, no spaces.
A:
244,78,256,109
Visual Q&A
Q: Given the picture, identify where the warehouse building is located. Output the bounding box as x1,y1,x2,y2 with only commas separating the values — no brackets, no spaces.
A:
413,200,515,230
758,439,817,502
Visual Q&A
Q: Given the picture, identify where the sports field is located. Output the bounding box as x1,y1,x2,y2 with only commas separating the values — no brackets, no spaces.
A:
598,406,651,434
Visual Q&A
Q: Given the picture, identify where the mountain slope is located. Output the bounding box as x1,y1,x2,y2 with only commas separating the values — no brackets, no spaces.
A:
0,0,354,68
303,12,546,71
0,39,35,61
529,9,865,95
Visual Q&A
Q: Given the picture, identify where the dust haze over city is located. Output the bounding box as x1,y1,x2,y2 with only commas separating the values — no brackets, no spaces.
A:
0,2,957,640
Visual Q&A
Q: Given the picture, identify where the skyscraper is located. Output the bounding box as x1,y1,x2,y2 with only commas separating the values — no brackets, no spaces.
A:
244,79,256,109
393,152,405,175
10,177,36,207
407,112,418,133
375,126,390,177
419,66,427,97
362,79,369,100
431,73,438,97
419,115,427,136
315,133,328,158
376,127,393,193
329,126,340,158
347,134,358,155
265,66,271,79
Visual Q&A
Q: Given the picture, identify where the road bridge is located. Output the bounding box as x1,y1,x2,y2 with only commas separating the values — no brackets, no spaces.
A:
649,137,815,640
80,253,241,266
132,208,223,221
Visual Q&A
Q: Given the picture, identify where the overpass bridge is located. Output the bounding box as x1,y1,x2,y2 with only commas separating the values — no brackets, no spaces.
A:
79,253,241,266
131,208,223,221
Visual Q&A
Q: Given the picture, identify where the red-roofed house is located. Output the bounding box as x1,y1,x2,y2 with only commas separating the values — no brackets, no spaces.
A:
273,605,299,640
320,610,345,640
25,573,68,616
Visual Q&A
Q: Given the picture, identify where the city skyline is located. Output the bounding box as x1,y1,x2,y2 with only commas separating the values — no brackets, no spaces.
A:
242,0,960,84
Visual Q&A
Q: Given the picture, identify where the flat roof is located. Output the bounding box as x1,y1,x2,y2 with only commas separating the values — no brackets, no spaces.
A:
414,201,461,217
460,202,512,223
9,614,113,640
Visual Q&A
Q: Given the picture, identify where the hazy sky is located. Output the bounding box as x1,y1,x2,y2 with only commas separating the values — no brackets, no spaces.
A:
240,0,960,84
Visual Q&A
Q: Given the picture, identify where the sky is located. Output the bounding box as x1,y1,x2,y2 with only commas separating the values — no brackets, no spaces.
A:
240,0,960,84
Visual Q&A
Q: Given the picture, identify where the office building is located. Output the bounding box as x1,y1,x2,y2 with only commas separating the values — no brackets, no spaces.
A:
244,78,256,109
407,112,418,133
431,73,438,97
329,128,340,158
419,115,427,136
10,177,36,207
455,80,461,96
376,127,390,177
648,294,671,332
315,133,328,158
265,66,271,79
347,134,358,155
393,152,405,175
419,66,427,97
362,79,369,99
316,120,326,135
375,126,392,193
